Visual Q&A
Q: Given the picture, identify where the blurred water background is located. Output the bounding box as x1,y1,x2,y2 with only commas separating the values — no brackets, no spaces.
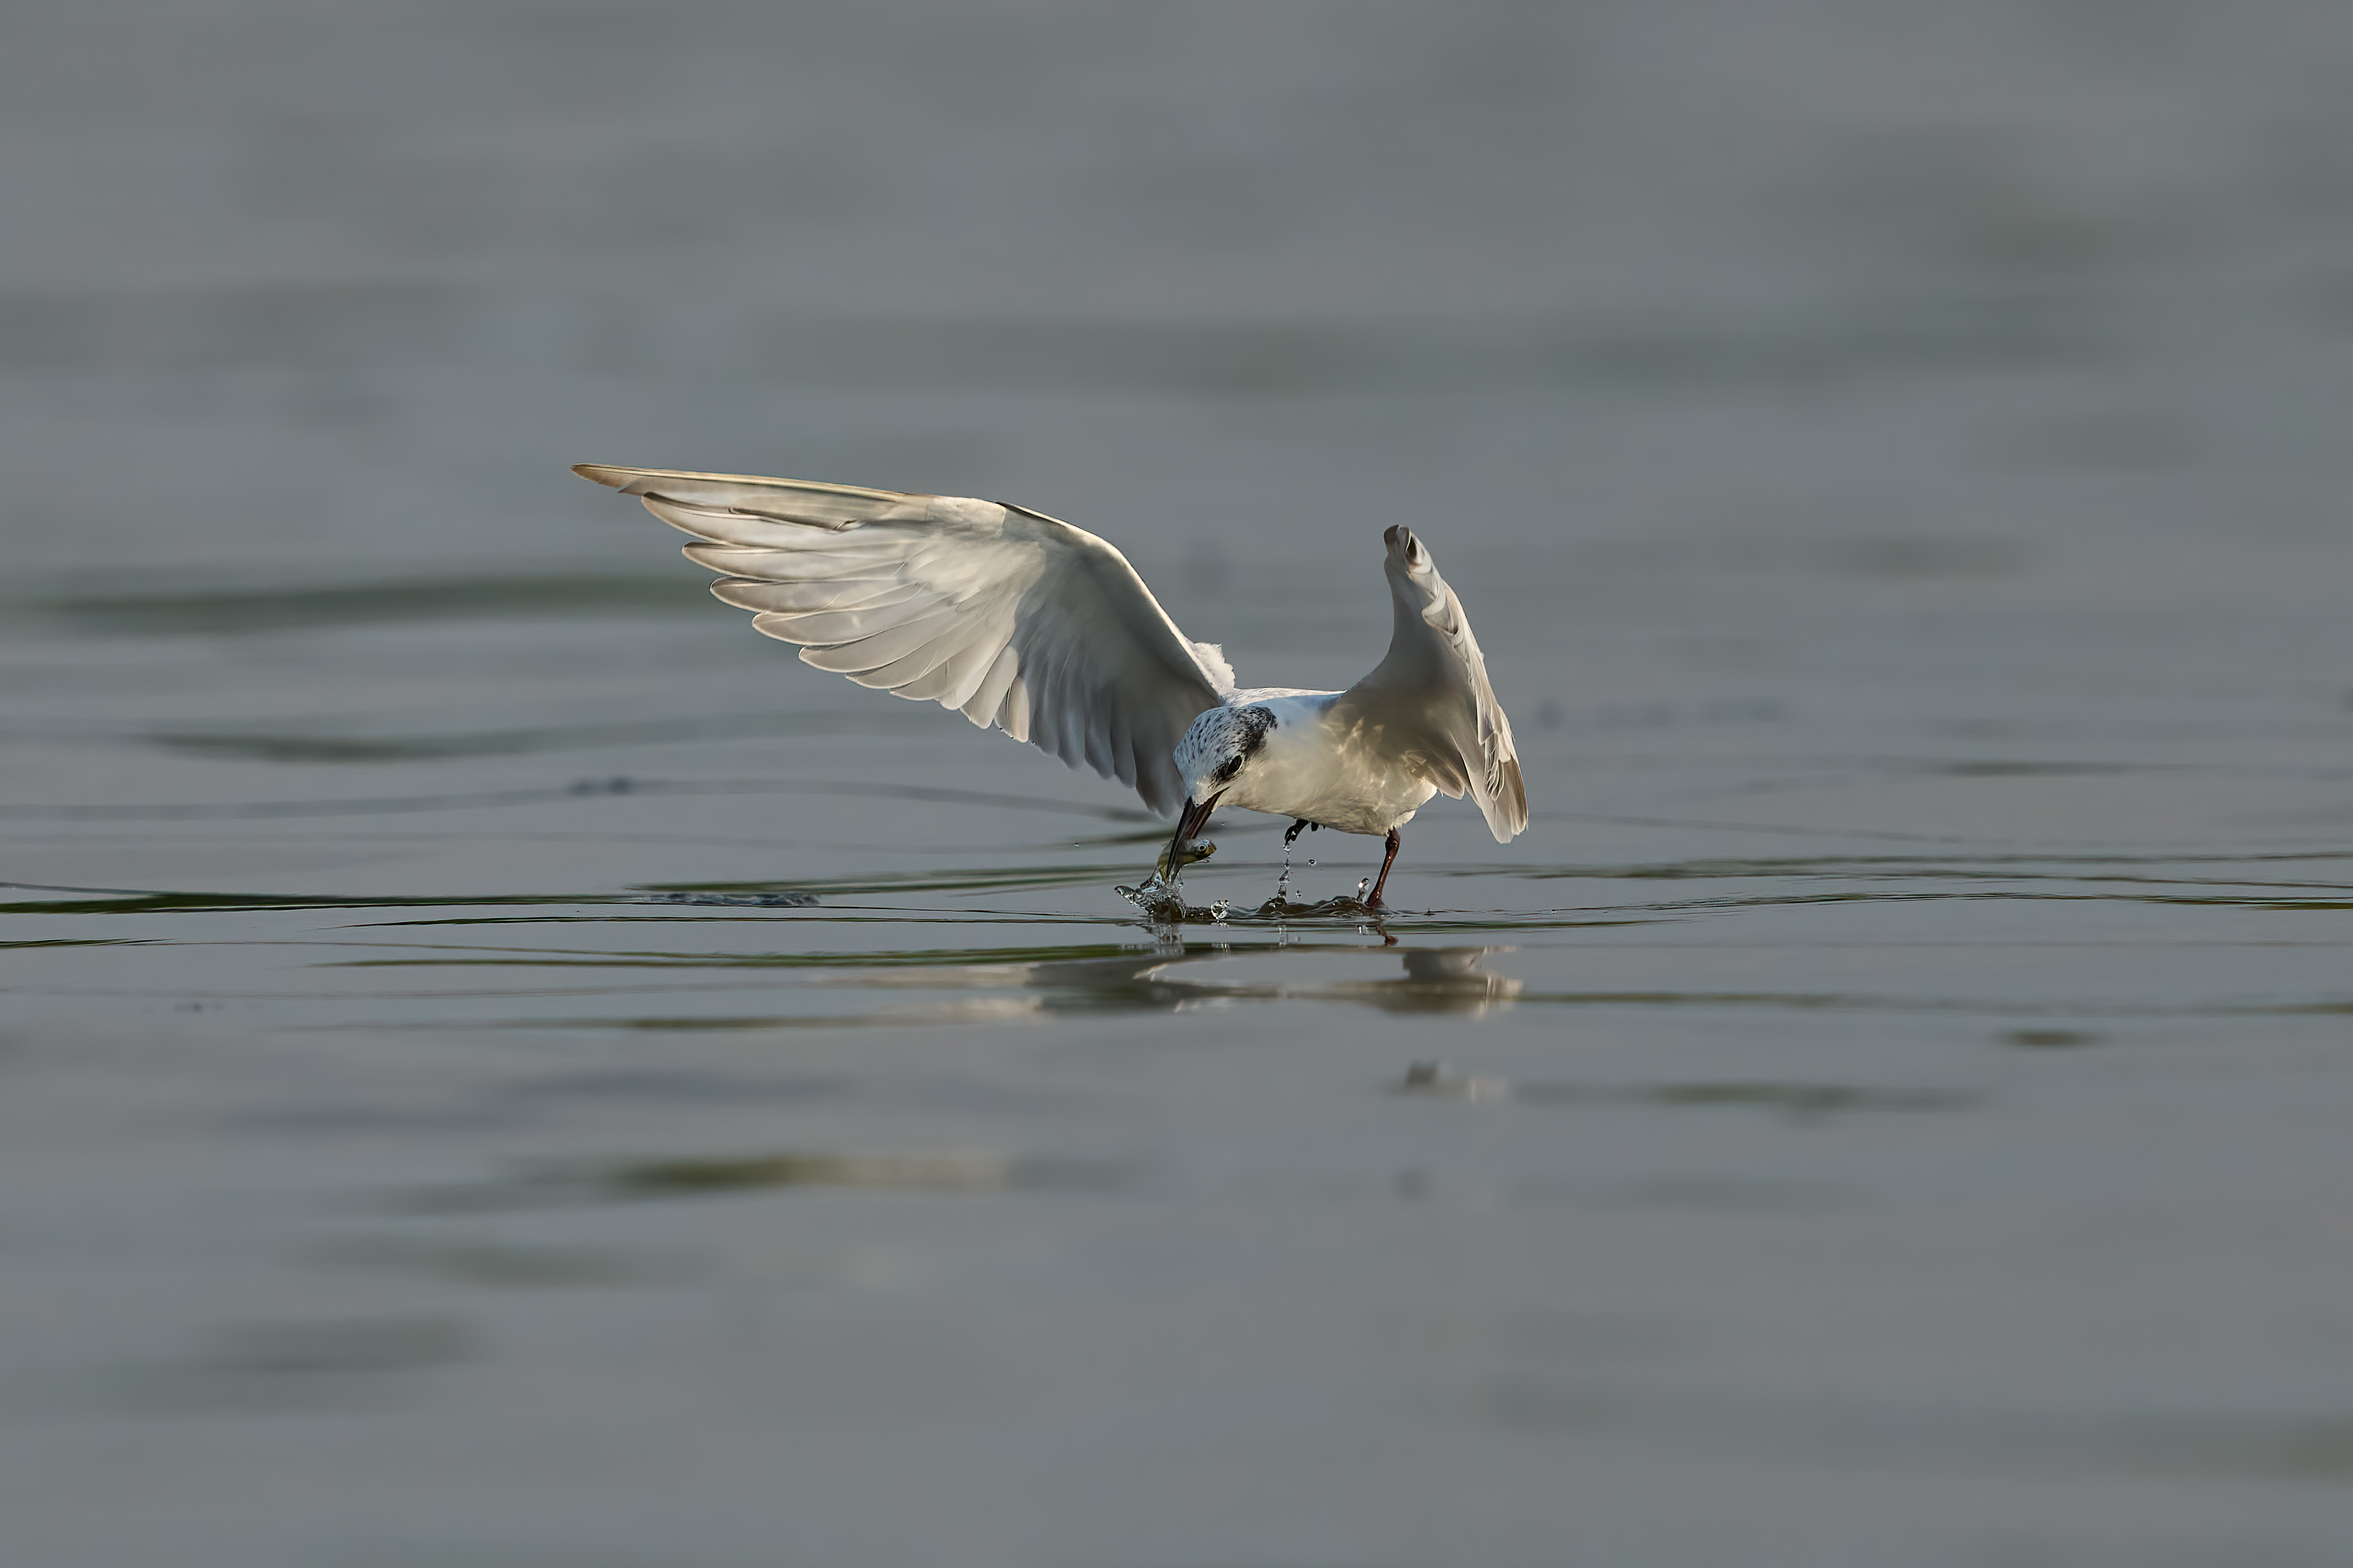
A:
7,2,2353,1563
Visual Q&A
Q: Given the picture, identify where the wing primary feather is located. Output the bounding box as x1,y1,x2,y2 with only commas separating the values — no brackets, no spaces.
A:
892,637,990,705
711,579,926,615
792,606,968,671
842,619,995,694
998,677,1032,743
749,596,954,649
964,646,1021,728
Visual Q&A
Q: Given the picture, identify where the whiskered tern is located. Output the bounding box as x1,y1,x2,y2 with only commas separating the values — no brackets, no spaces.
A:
575,464,1527,905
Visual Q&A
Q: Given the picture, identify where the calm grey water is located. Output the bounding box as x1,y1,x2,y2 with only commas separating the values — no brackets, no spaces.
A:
7,3,2353,1564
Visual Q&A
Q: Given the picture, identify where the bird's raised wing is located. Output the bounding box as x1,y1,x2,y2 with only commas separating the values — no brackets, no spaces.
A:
574,465,1236,817
1335,526,1528,843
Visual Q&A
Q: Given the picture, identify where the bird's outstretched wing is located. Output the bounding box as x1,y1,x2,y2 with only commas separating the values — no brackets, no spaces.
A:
1335,527,1528,843
574,465,1235,816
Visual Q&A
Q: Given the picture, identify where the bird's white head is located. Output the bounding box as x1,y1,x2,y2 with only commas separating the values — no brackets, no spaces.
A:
1166,702,1278,856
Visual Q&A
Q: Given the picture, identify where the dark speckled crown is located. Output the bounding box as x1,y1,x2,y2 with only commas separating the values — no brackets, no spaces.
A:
1176,704,1276,789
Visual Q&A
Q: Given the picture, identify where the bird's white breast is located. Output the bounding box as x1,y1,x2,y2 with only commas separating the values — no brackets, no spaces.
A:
1219,693,1438,835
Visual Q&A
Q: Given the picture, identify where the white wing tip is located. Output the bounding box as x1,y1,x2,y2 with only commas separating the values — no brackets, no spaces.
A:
1484,758,1529,841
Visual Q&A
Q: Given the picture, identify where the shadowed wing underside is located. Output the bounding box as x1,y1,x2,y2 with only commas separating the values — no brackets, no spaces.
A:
573,465,1235,816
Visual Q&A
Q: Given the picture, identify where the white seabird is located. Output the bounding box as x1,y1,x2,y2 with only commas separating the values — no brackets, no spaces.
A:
574,464,1528,905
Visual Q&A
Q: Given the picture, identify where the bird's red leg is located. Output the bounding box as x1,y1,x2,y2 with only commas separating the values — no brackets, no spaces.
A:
1367,828,1401,907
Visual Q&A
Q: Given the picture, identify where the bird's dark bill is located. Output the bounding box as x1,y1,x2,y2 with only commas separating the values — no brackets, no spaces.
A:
1174,796,1219,842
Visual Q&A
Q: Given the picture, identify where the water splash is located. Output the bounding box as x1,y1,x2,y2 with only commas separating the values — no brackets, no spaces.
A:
1276,821,1324,906
1114,872,1230,924
1251,894,1380,920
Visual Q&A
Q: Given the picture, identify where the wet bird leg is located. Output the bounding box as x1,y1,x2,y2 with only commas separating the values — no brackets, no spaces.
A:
1366,828,1401,907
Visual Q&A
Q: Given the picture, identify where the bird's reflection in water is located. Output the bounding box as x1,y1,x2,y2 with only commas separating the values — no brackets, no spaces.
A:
1028,945,1521,1019
1387,947,1525,1015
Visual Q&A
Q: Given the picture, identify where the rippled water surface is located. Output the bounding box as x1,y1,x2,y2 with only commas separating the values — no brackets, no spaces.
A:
8,3,2353,1564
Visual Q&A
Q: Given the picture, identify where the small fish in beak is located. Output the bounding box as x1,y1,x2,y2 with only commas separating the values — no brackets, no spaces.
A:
1157,793,1222,879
